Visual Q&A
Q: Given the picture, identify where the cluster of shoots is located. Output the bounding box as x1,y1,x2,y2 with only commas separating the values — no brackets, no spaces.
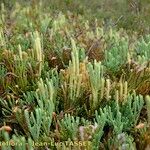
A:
0,2,150,150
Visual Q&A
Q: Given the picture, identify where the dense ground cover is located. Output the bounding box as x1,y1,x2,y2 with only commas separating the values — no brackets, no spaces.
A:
0,1,150,150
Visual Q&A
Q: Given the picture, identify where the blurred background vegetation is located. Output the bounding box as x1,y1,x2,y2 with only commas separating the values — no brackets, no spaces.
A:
1,0,150,35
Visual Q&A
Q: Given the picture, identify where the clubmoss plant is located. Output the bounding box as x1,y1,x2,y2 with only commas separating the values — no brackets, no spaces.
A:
104,29,129,73
87,60,105,110
0,28,6,48
1,131,34,150
0,1,150,149
136,35,150,64
35,78,55,135
60,38,84,110
58,114,80,141
146,95,150,125
31,31,44,77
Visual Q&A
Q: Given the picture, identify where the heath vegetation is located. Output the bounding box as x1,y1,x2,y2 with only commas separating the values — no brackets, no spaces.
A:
0,0,150,150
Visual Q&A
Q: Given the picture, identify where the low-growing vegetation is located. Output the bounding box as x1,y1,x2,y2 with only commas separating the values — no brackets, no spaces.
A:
0,1,150,150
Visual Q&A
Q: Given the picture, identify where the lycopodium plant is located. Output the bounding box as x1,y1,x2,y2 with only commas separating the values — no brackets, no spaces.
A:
0,1,150,149
104,29,129,73
35,78,55,135
58,114,80,141
30,31,44,77
24,108,43,141
146,95,150,125
87,60,106,111
92,108,106,150
0,94,18,117
13,45,28,92
24,77,55,140
0,28,6,49
52,13,67,33
90,92,143,138
136,35,150,64
122,92,144,130
114,80,128,103
60,38,84,110
1,131,34,150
